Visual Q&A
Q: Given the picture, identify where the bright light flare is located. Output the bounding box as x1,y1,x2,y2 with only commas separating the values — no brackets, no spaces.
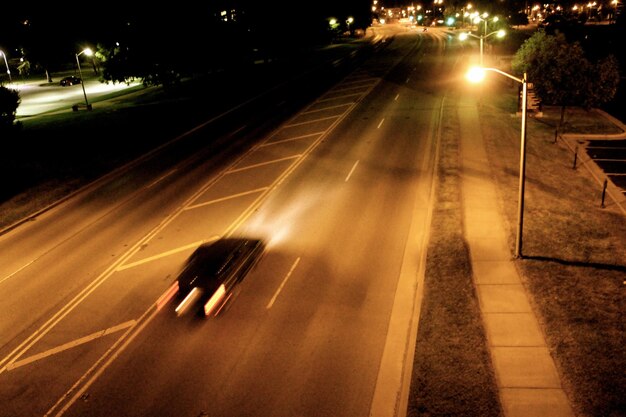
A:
496,29,506,38
83,48,94,56
459,32,469,41
156,282,179,311
204,284,227,316
466,66,486,83
175,287,202,316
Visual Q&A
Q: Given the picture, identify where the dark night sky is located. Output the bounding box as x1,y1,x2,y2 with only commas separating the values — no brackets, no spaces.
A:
1,1,373,47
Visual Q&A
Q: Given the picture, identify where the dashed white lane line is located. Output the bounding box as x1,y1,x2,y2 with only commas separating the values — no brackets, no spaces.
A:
0,260,35,285
378,118,385,129
345,160,360,182
6,320,136,371
394,94,400,101
266,257,301,309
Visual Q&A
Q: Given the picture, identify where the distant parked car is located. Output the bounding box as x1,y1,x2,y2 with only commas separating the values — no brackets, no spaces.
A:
60,76,81,86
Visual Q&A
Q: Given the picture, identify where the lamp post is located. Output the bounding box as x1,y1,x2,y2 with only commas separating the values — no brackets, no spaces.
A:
75,48,93,110
459,29,505,65
0,50,11,84
466,66,528,258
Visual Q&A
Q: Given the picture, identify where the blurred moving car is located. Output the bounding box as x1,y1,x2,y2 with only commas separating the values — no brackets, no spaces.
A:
174,238,265,317
60,76,81,86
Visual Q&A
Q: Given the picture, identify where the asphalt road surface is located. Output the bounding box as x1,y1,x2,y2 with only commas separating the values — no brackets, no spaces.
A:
0,25,459,417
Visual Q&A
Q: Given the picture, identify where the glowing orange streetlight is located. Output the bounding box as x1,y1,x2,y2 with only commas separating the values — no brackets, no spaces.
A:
466,66,529,258
75,48,93,110
459,29,505,65
0,50,11,84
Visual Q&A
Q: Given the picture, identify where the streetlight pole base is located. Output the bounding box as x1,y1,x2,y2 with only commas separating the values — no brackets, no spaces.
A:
72,104,93,111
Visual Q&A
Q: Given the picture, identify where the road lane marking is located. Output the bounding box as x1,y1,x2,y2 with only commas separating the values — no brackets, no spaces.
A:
283,115,341,128
185,188,268,210
6,321,136,372
317,92,362,103
345,160,360,182
229,125,247,136
227,155,300,173
370,95,445,417
43,61,385,413
261,132,324,147
0,259,35,285
330,85,372,94
117,237,219,271
405,77,410,83
147,168,177,188
266,257,300,309
300,103,352,114
394,94,400,101
45,306,158,417
377,118,385,129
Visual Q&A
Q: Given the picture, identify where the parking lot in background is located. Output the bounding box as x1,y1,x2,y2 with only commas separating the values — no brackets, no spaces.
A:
585,139,626,197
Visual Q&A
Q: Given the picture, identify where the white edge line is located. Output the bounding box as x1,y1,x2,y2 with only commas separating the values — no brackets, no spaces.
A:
266,257,301,309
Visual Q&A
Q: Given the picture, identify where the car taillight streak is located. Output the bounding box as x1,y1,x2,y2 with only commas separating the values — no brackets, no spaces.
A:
156,282,179,311
204,284,227,316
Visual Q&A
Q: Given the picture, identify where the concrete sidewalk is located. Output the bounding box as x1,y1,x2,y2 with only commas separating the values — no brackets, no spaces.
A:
458,96,576,417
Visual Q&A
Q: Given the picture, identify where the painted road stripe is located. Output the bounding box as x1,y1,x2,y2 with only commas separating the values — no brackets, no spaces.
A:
6,321,136,371
0,259,35,285
395,94,400,101
117,238,218,271
345,160,360,182
266,257,300,309
185,188,268,210
227,155,300,173
283,115,341,128
261,132,324,147
378,118,385,129
147,168,177,188
317,92,362,103
300,103,352,115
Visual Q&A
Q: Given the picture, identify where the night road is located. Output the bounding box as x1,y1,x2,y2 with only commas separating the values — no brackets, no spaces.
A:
0,26,460,417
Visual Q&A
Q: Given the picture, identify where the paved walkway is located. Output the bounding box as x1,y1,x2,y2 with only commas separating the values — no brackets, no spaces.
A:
459,96,576,417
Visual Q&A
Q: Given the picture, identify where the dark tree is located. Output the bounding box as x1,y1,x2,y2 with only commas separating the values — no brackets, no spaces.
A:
512,30,620,139
0,86,20,133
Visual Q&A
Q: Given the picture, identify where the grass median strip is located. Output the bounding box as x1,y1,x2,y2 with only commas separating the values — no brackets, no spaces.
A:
407,95,502,417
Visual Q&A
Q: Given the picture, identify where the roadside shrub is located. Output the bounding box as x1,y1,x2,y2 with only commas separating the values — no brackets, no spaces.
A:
0,86,20,133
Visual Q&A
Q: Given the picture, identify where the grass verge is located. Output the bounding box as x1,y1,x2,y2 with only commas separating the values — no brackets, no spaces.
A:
407,95,502,417
478,81,626,416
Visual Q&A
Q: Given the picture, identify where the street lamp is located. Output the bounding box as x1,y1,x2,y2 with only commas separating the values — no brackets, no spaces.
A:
459,29,505,65
466,66,528,258
75,48,93,110
0,50,11,84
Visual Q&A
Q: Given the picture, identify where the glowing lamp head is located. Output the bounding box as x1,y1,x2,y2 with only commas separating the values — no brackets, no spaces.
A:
466,66,486,83
459,32,469,41
496,29,506,38
83,48,94,56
